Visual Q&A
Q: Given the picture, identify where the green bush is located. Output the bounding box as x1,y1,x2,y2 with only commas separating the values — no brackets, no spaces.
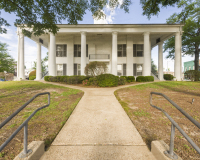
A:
136,76,146,82
146,76,154,82
118,77,126,85
127,76,135,82
82,79,90,86
49,76,59,82
29,70,36,77
97,74,118,87
44,76,52,81
89,77,98,86
184,70,200,81
164,74,174,80
29,76,36,80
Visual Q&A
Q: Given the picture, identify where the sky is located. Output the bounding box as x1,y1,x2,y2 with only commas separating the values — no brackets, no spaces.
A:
0,0,195,71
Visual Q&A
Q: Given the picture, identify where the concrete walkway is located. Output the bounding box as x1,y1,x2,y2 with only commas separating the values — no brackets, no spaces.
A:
40,81,156,160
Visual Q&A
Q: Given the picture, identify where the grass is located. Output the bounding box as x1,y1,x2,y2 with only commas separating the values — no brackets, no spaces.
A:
115,81,200,160
0,81,83,160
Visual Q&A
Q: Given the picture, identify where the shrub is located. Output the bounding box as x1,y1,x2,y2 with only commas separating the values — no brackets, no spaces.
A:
49,76,59,82
118,77,126,85
127,76,135,82
82,79,90,86
84,61,108,76
29,76,36,80
89,77,98,86
97,74,118,87
29,70,36,77
146,76,154,82
164,74,174,80
136,76,146,82
184,70,200,81
44,76,52,81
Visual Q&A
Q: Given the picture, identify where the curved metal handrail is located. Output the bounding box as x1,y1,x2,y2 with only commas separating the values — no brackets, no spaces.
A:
150,92,200,160
0,92,50,158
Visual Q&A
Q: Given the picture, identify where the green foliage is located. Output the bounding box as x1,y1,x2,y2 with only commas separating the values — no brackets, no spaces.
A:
82,79,90,86
164,74,174,80
163,0,200,76
118,77,126,85
0,42,15,73
29,76,36,80
97,74,118,87
49,76,59,82
151,59,158,73
44,76,51,81
185,70,200,81
32,52,48,75
0,0,131,36
29,70,36,77
89,77,98,86
84,61,108,76
136,76,154,82
120,76,135,82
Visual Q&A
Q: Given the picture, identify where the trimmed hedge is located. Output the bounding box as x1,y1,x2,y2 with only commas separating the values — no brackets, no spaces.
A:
118,77,126,85
29,76,36,80
120,76,135,83
164,74,174,80
97,74,118,87
136,76,154,82
29,70,36,77
184,70,200,81
44,76,52,81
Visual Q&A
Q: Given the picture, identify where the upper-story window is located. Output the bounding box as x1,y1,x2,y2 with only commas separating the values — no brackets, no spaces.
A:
133,44,143,57
117,44,126,57
56,45,67,57
74,44,88,57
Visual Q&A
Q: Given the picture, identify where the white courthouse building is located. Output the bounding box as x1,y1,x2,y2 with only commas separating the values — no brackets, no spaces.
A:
16,19,183,81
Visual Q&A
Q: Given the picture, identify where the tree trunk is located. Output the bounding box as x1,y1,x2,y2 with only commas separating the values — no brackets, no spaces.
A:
194,45,199,81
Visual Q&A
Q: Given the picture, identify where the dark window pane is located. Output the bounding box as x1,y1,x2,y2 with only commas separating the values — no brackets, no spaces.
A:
137,51,143,57
118,51,122,57
133,63,137,76
123,64,126,76
137,72,142,76
86,44,88,57
118,45,122,50
74,64,77,75
133,44,136,57
137,44,143,50
63,64,66,75
78,51,81,57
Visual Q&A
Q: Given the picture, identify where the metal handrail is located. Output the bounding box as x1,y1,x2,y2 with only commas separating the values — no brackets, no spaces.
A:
0,92,50,158
42,71,49,79
150,92,200,160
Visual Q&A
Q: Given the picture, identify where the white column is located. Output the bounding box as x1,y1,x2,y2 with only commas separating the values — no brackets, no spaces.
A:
143,32,151,76
36,42,42,80
180,34,182,80
127,35,133,76
174,32,181,81
158,42,164,80
67,36,74,76
112,31,118,75
49,33,56,76
17,33,20,78
81,32,86,75
19,33,25,79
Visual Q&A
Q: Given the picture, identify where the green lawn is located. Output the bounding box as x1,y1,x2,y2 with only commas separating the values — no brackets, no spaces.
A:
115,81,200,160
0,81,83,160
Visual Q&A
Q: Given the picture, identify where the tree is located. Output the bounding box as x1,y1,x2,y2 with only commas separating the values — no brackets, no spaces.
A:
0,0,183,37
163,0,200,74
151,59,158,73
32,52,48,75
0,42,15,73
84,61,108,76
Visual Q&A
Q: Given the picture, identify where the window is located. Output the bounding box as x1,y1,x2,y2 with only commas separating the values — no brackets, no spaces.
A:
56,45,66,57
133,44,143,57
133,64,143,76
189,67,191,70
57,64,67,76
74,44,88,57
117,64,126,76
117,44,126,57
185,67,187,72
74,63,81,75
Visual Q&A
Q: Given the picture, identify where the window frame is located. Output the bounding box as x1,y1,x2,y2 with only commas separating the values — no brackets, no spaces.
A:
117,44,126,57
56,44,67,57
133,44,144,57
74,44,88,57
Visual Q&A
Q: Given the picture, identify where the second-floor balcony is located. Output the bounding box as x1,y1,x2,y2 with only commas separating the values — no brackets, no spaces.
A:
89,54,110,61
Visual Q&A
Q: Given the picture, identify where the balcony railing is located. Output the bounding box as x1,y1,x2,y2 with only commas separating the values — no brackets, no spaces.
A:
89,54,110,60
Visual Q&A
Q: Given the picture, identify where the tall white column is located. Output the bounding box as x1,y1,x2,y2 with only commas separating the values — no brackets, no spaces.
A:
174,32,181,81
180,34,182,80
81,32,86,75
143,32,151,76
127,35,133,76
158,42,164,80
49,33,56,76
17,33,20,78
67,36,74,76
112,32,118,75
19,33,25,79
36,42,42,80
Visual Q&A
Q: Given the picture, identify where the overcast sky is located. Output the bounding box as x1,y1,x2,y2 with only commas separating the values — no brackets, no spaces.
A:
0,0,194,71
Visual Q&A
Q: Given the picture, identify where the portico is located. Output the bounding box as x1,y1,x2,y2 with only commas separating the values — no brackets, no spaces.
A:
17,24,183,81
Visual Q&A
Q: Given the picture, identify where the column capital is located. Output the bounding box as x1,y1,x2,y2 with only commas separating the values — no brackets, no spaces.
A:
112,31,118,35
143,32,150,35
80,31,87,35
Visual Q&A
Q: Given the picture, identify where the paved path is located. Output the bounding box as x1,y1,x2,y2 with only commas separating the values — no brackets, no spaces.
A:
40,81,156,160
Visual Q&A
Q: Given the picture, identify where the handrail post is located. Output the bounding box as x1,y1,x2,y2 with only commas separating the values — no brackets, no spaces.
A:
164,123,178,159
